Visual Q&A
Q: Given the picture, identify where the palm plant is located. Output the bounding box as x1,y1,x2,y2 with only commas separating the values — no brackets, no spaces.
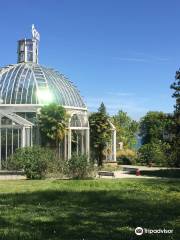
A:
38,103,68,151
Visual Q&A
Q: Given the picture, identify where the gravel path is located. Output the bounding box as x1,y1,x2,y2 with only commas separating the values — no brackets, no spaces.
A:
0,175,26,180
98,165,178,179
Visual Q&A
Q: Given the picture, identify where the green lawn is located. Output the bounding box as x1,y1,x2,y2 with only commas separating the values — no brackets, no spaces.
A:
0,179,179,240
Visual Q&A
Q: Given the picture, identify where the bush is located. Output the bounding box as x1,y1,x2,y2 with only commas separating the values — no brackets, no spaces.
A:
116,149,137,165
46,153,66,178
7,146,54,179
137,142,170,166
65,154,93,179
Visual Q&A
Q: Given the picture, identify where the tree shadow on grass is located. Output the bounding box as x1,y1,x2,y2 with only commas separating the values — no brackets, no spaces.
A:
0,187,179,240
140,169,180,179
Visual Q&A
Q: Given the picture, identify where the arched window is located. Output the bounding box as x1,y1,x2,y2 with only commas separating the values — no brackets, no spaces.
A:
70,114,81,127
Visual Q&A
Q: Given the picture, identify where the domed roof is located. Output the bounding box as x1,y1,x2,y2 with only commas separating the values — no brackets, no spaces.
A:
0,63,86,109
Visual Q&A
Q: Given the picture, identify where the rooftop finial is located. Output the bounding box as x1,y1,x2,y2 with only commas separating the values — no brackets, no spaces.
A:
32,24,40,41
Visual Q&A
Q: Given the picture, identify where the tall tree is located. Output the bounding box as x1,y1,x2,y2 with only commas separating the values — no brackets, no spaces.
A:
138,111,173,166
89,104,111,166
171,70,180,116
139,111,171,145
170,70,180,167
112,110,138,149
98,102,107,115
38,103,67,147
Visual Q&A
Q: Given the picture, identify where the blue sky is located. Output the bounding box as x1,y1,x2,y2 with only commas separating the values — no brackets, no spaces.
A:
0,0,179,120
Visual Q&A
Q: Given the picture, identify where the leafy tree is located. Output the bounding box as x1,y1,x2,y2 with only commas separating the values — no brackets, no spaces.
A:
98,102,107,115
139,111,172,145
171,70,180,116
170,70,180,167
138,142,171,166
89,104,111,166
38,103,68,146
112,110,138,149
138,111,174,166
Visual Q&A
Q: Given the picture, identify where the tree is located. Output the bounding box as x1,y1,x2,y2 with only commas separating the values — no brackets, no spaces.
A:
139,111,171,145
171,70,180,116
38,103,67,147
138,142,171,166
112,110,138,149
89,104,111,166
98,102,107,115
170,70,180,167
138,111,173,166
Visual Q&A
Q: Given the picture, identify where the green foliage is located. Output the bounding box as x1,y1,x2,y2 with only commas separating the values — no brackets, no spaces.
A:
170,70,180,167
168,138,180,167
65,154,93,179
89,104,111,166
98,102,107,115
171,70,180,115
116,149,137,165
139,111,172,145
138,142,171,166
112,110,139,149
45,152,66,178
38,103,67,146
138,111,177,167
7,146,54,179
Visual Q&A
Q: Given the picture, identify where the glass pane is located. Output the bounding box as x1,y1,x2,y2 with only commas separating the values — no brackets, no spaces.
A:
7,128,12,157
27,43,33,51
20,52,24,62
27,52,33,62
13,129,18,151
1,117,12,125
20,42,24,51
1,129,6,161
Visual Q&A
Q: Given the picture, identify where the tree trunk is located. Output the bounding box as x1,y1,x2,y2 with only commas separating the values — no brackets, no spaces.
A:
98,146,103,166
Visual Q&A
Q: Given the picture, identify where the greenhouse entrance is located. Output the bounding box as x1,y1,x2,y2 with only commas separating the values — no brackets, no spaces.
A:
63,113,90,160
0,111,34,169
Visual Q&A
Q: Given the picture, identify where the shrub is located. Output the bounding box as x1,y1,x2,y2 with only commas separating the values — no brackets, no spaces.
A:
46,153,66,178
116,149,137,165
7,146,54,179
137,142,170,166
65,154,93,179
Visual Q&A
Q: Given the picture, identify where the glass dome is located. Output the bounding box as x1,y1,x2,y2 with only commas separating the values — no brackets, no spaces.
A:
0,63,86,108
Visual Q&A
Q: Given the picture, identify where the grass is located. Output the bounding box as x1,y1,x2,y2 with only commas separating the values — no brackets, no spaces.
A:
0,179,179,240
140,169,180,178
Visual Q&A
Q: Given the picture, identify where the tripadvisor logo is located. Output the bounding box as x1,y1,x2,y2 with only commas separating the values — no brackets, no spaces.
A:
135,227,143,235
135,227,173,235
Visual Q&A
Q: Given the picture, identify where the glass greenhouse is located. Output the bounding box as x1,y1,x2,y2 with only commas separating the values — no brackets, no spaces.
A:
0,26,116,169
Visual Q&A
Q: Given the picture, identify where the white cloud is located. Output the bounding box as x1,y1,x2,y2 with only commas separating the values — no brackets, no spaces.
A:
112,51,169,63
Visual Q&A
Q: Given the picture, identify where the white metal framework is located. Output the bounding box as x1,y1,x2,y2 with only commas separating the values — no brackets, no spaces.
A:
0,28,91,169
0,63,86,108
0,111,33,169
0,26,116,169
104,120,116,162
66,112,90,160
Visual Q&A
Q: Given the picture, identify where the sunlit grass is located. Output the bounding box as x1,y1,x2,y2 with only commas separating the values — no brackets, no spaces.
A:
0,179,179,240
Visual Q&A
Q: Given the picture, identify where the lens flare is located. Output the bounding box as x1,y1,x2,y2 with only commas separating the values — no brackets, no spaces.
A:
37,89,53,104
